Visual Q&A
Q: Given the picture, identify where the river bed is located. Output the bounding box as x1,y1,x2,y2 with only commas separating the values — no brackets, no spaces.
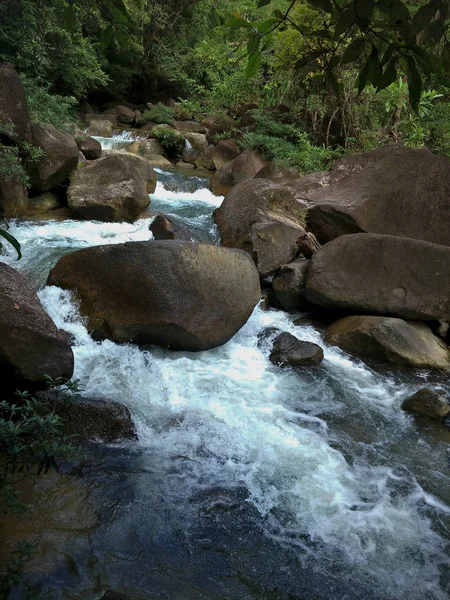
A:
1,161,450,600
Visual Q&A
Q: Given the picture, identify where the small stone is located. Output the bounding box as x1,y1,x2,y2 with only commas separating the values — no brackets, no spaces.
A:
401,388,450,421
269,332,323,368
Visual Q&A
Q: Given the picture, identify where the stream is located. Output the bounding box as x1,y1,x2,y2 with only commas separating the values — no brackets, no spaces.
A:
1,143,450,600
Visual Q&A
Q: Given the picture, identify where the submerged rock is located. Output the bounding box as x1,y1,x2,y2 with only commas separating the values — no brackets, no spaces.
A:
67,154,154,222
306,234,450,322
325,316,450,371
269,332,324,368
214,178,307,277
401,388,450,421
48,241,261,351
0,263,74,394
38,390,137,442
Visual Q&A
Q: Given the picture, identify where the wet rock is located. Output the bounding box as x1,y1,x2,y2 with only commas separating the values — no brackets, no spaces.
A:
296,146,450,246
210,149,269,196
0,62,30,144
201,114,219,129
272,259,310,312
184,132,208,152
149,214,200,242
401,388,450,421
86,120,113,138
214,178,307,277
48,241,261,351
76,136,102,160
37,390,137,442
127,139,167,159
325,316,450,371
28,192,61,213
67,154,153,222
0,178,28,217
0,263,74,394
306,233,450,322
27,123,79,192
257,326,282,349
269,332,324,368
212,139,240,171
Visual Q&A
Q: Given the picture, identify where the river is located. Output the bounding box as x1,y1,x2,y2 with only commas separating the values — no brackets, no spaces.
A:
1,142,450,600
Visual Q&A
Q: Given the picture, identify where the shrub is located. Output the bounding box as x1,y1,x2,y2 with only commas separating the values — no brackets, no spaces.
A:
152,125,185,158
21,76,78,133
176,98,205,122
139,103,174,126
241,131,340,173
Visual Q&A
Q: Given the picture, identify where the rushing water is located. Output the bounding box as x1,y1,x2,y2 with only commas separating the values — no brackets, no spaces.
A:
1,160,450,599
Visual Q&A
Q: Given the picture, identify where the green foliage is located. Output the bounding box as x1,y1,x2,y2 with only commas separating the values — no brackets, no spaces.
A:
0,221,22,261
21,76,78,133
176,99,205,121
139,103,175,126
227,0,450,110
152,125,186,158
246,111,299,142
0,378,79,597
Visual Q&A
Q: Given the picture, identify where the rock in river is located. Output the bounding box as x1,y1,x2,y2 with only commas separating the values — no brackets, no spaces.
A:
0,263,74,394
48,241,261,351
325,316,450,372
306,233,450,322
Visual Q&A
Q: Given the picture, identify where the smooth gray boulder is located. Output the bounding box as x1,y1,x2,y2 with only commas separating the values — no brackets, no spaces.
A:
269,332,324,368
401,388,450,421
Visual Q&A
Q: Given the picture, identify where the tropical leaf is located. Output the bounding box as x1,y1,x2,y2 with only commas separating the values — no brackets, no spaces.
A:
0,228,21,260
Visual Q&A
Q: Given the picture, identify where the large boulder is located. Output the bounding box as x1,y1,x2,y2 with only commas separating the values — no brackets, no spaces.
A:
212,139,240,171
67,154,154,222
214,178,307,277
269,332,324,368
27,123,79,192
294,146,450,246
325,316,450,371
94,150,157,193
107,105,136,124
0,263,74,394
76,136,102,160
0,178,28,217
48,241,260,351
86,120,113,138
210,149,269,196
306,233,450,321
28,191,61,213
0,62,30,145
127,139,167,159
401,388,450,421
271,258,310,312
194,145,215,171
